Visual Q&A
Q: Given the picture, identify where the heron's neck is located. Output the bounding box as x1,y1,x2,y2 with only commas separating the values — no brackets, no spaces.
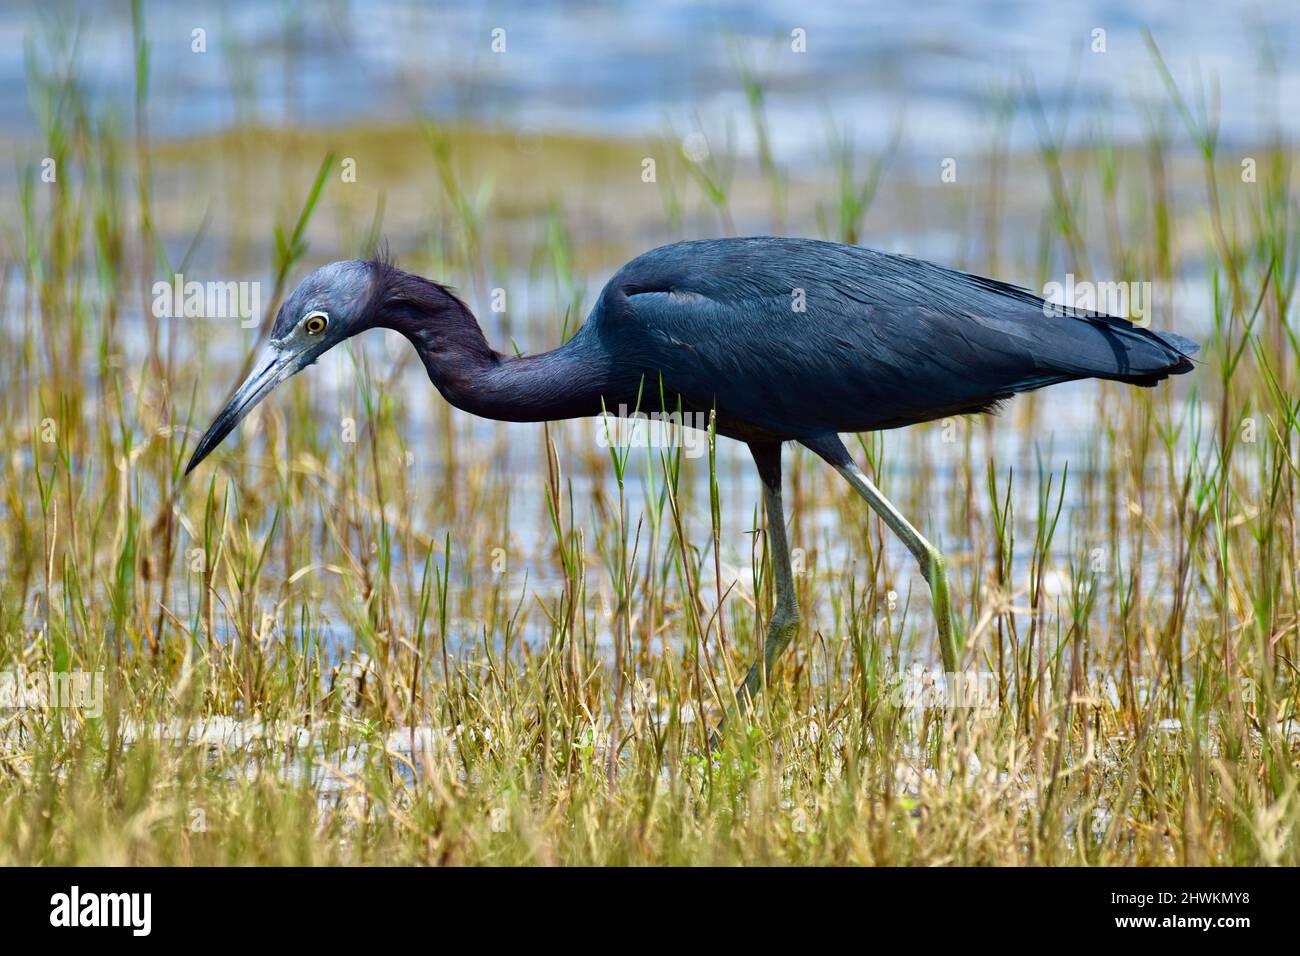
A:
470,341,621,422
388,304,622,423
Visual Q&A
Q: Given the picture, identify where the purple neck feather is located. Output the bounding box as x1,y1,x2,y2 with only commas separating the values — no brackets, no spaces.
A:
377,269,624,423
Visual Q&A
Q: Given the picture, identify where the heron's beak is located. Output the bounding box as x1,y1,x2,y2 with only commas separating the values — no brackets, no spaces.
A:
185,343,295,475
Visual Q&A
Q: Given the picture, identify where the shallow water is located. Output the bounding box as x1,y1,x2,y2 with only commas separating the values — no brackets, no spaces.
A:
6,0,1294,163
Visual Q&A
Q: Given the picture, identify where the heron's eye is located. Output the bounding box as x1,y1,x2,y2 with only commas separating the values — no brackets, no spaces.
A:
304,311,329,335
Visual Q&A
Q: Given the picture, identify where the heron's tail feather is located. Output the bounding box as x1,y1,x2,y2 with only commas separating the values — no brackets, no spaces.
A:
1022,314,1199,390
1148,328,1200,358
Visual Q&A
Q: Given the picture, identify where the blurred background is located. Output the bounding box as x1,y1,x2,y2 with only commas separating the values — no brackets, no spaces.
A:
6,1,1296,151
1,1,1297,866
6,0,1294,265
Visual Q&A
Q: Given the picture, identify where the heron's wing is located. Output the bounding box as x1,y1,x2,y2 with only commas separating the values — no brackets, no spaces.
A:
594,237,1195,438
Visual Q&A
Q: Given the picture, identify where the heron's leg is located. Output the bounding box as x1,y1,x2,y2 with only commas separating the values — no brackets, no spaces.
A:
714,443,800,743
834,459,960,673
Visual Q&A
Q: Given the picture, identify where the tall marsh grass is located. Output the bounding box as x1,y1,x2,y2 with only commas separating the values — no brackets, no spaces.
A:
0,21,1297,865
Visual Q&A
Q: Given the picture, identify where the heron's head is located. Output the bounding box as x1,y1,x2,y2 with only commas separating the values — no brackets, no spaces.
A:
185,259,378,474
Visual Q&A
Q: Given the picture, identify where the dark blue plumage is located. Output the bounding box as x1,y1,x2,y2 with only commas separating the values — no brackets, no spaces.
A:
186,236,1198,732
579,237,1196,442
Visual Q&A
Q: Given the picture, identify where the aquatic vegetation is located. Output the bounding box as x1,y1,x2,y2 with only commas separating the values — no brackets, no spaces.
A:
0,9,1296,866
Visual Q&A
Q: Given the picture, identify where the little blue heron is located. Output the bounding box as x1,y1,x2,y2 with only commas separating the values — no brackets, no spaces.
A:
186,237,1197,731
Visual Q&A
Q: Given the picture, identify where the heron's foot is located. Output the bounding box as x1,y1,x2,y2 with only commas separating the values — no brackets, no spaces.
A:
923,548,961,673
711,606,801,748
